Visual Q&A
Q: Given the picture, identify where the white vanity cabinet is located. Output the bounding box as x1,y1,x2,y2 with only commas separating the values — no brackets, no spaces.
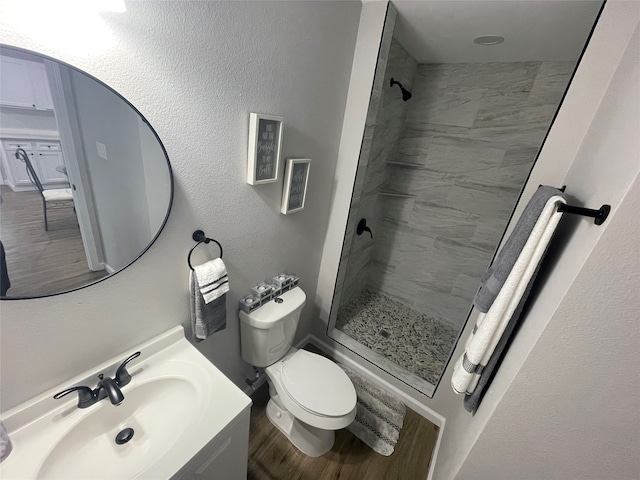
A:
0,138,69,191
0,326,253,480
171,406,251,480
0,55,54,111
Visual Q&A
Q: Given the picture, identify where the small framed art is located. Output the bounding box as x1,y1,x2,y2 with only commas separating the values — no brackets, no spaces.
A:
247,113,283,185
281,158,310,215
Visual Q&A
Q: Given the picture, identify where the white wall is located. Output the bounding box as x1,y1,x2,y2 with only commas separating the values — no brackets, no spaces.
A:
457,175,640,479
138,117,168,236
316,1,640,479
70,67,154,270
0,0,360,411
0,107,57,134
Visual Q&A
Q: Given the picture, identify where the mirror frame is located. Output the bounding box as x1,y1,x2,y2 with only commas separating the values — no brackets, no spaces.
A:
0,44,174,300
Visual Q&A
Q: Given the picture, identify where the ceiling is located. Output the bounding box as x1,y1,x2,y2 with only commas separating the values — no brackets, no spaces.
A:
390,0,604,63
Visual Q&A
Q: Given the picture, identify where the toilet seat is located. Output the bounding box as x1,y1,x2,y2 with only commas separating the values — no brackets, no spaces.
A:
280,350,356,417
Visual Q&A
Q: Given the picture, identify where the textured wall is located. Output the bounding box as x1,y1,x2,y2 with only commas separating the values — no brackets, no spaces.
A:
374,60,575,328
0,0,360,410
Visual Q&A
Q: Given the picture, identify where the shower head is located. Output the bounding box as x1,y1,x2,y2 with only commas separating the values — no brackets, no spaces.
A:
390,78,412,101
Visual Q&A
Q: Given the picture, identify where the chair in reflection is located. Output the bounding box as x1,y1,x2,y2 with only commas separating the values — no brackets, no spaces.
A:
15,148,74,231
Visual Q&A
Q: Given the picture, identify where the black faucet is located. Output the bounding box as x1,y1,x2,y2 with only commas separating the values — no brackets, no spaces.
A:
96,374,125,405
53,351,141,409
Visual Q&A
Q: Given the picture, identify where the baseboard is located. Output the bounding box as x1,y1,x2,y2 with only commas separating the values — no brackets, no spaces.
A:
296,334,313,349
427,418,444,480
308,334,445,480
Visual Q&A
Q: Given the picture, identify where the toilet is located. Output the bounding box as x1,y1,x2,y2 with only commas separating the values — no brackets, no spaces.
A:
240,286,357,457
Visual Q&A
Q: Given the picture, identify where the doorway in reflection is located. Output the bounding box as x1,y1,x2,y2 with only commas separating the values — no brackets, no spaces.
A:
327,1,602,396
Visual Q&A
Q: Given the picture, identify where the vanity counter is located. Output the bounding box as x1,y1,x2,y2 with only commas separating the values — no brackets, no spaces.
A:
0,326,252,480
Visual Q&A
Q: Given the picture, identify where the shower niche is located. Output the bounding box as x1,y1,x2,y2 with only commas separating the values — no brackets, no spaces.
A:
326,1,603,397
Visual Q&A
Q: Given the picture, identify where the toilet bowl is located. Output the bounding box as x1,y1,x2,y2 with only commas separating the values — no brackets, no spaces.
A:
264,349,356,456
239,286,357,456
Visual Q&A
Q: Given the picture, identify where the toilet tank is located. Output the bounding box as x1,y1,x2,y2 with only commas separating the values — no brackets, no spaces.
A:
239,286,306,367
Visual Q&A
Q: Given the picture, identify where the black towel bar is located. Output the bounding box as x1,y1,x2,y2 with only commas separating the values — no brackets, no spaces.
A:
558,204,611,225
539,185,610,225
187,230,223,270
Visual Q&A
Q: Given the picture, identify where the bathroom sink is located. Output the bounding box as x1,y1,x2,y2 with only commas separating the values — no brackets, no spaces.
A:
0,326,252,479
39,378,197,479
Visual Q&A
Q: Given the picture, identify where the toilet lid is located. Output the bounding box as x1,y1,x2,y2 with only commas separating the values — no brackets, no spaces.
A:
281,350,356,417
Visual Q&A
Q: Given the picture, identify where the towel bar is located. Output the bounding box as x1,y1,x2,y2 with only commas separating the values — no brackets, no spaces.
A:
539,185,610,225
187,230,223,270
557,204,610,225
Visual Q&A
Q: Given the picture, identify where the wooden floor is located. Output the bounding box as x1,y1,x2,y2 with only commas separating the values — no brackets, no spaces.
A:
247,382,439,480
0,185,107,297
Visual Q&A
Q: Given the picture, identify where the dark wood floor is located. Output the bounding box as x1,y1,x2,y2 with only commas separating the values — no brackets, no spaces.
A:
247,381,439,480
0,185,107,297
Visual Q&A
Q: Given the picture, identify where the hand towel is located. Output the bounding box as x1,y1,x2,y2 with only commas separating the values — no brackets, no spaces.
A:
474,186,567,313
190,268,227,342
193,258,229,304
451,193,565,395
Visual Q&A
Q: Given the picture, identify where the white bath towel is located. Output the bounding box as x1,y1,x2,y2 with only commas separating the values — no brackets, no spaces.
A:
451,195,565,395
190,269,227,341
193,258,229,304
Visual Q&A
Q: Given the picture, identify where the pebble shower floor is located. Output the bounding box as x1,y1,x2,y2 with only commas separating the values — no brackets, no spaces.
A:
336,289,459,386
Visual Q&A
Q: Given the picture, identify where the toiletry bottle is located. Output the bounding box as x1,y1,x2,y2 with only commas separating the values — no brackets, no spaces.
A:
0,421,12,462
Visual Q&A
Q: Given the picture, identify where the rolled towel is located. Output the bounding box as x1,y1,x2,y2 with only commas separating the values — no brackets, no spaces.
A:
193,258,229,304
190,269,227,341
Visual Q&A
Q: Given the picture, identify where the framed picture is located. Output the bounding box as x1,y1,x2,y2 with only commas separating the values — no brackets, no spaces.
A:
281,158,310,215
247,113,283,185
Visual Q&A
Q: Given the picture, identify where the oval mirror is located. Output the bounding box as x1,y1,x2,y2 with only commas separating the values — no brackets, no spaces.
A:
0,45,173,299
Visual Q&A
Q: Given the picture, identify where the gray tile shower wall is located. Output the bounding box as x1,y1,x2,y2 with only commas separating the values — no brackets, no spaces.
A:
332,6,396,312
338,30,418,307
372,60,575,328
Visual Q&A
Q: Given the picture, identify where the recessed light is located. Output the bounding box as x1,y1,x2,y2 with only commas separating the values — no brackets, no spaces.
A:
473,35,505,46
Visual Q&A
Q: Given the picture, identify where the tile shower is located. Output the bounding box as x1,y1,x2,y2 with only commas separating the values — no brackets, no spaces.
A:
329,22,575,394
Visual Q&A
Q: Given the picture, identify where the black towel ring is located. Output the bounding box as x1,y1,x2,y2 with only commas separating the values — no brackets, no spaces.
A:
187,230,223,270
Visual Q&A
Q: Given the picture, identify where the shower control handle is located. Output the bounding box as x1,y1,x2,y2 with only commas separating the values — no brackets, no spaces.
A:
357,218,373,239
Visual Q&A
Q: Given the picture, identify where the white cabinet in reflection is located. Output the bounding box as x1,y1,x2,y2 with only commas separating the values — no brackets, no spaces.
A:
35,141,67,184
0,55,54,111
1,138,69,191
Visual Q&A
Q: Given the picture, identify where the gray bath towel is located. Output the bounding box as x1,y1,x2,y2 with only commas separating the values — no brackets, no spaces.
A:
190,271,227,341
474,185,566,313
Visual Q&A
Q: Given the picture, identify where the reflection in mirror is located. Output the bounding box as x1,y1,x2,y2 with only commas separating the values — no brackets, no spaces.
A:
0,46,173,298
326,1,603,397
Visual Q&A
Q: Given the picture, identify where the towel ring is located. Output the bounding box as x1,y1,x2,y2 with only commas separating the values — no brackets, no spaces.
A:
187,230,223,270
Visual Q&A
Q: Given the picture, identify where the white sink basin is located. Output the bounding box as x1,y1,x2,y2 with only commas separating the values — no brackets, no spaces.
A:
0,326,252,479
